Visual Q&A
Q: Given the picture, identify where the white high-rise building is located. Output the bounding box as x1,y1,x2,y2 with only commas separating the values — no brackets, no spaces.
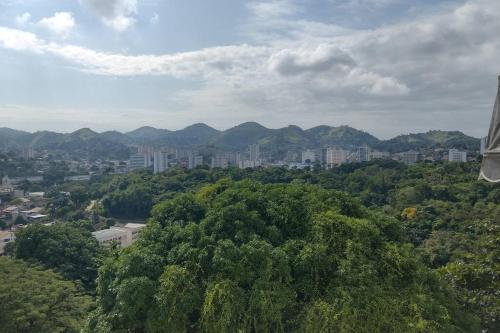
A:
249,144,260,162
302,149,317,164
211,154,229,169
326,148,349,167
239,160,262,169
188,153,204,169
357,146,371,162
371,151,390,160
194,156,204,168
480,136,488,155
153,151,169,174
449,149,467,162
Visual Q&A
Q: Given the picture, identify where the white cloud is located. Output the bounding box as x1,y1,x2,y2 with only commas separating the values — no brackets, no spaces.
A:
1,0,500,136
328,0,400,9
0,26,43,51
15,12,31,26
247,0,300,19
150,12,159,25
81,0,138,32
38,12,75,37
268,45,356,75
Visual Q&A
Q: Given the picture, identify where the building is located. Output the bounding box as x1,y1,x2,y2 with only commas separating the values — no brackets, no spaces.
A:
211,154,229,169
92,223,146,248
302,150,317,164
239,160,262,169
129,154,148,171
371,151,390,160
318,148,328,165
64,175,92,182
188,153,205,169
0,230,15,255
27,192,45,198
249,144,260,162
402,150,419,165
326,148,349,167
2,206,19,221
123,223,146,243
153,151,169,174
480,136,488,155
357,146,371,162
1,175,10,187
2,176,43,186
21,147,35,159
449,149,467,162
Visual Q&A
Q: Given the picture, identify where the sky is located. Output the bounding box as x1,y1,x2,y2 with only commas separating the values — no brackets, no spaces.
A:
0,0,499,138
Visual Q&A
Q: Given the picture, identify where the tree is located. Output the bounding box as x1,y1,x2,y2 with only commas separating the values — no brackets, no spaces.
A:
0,257,92,333
7,223,102,290
87,180,479,332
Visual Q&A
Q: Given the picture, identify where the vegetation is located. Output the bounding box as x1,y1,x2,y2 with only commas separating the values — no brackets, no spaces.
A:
1,160,497,332
6,222,102,290
87,179,479,332
0,124,479,160
0,257,93,333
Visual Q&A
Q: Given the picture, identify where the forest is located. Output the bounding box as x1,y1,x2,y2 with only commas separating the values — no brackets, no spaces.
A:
1,160,498,332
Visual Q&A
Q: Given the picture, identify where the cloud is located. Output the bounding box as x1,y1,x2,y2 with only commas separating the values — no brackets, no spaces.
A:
150,13,159,25
247,0,300,19
81,0,137,32
38,12,75,37
328,0,400,9
268,45,356,75
1,0,500,136
15,12,31,26
0,26,43,51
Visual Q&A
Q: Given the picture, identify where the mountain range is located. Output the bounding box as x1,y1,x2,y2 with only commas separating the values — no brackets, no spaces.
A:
0,123,480,160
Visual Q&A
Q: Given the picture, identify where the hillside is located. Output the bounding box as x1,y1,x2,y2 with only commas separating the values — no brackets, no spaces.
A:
0,124,480,159
381,130,480,152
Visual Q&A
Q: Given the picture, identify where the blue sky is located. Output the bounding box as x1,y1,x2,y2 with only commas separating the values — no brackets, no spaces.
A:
0,0,498,138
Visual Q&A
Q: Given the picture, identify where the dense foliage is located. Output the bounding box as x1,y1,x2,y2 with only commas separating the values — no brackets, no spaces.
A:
6,222,102,290
87,180,479,332
0,257,93,333
2,160,498,332
92,161,499,331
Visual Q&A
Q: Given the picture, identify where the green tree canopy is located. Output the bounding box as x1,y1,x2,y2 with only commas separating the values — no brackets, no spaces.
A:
6,222,102,290
86,180,479,332
0,257,93,333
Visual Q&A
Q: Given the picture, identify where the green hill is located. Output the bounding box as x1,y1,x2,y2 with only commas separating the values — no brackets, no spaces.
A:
381,130,479,152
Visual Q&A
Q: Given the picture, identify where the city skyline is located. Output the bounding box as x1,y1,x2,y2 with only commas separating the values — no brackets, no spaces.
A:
1,0,500,138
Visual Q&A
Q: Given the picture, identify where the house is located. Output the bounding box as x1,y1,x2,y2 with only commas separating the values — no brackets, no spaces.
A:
27,192,45,198
92,223,146,248
2,206,20,221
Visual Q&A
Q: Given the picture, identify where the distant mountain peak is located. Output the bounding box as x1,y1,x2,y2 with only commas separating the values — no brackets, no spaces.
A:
72,128,97,135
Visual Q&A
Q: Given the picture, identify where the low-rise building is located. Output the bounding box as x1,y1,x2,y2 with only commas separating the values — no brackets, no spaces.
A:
128,154,148,171
401,150,419,165
449,149,467,162
64,175,92,182
92,223,146,248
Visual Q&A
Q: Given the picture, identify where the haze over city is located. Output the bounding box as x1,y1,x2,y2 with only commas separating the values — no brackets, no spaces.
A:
0,0,499,138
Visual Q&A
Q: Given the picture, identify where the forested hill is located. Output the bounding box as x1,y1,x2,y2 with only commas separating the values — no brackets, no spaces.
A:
0,124,479,157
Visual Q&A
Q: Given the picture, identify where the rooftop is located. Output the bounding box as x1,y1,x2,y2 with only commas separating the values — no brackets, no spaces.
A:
123,223,146,229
